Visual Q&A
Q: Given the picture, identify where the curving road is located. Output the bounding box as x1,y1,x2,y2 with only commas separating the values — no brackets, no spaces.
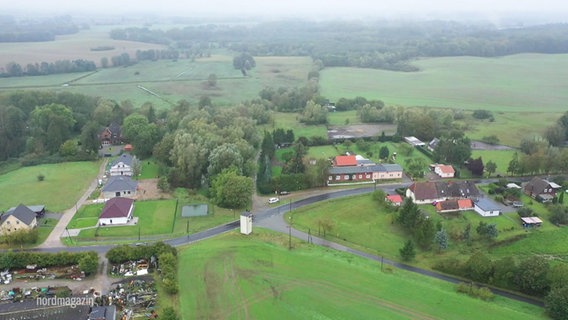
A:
30,182,543,307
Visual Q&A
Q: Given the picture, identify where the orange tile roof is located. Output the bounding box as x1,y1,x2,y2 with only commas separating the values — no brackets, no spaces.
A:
458,199,473,209
386,194,403,203
438,165,455,174
335,155,357,166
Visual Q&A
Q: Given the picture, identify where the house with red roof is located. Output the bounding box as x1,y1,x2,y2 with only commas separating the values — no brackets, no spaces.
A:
434,164,455,178
435,199,473,213
98,197,134,226
385,194,404,206
333,155,357,167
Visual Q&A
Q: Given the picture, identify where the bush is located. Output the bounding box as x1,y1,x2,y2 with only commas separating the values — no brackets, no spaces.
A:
37,174,45,181
455,282,495,301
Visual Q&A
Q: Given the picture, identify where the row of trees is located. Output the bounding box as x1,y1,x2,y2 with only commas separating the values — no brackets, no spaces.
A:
0,251,98,274
0,15,78,42
2,59,96,77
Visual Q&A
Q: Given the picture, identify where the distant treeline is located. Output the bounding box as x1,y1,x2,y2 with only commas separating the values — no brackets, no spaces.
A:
0,15,78,42
110,20,568,71
1,59,96,77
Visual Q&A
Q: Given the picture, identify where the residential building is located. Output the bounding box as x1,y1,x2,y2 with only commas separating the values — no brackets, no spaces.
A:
433,164,455,178
99,122,122,146
333,155,357,167
109,153,135,176
406,181,480,204
102,176,138,199
0,204,37,235
385,194,404,206
523,177,561,202
98,197,134,226
435,199,473,213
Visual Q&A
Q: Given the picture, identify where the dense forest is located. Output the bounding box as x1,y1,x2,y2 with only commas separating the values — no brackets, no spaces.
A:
110,20,568,71
0,15,78,42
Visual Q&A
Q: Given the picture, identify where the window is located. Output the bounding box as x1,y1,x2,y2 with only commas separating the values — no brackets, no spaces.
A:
366,174,370,179
344,175,349,180
358,175,362,179
336,175,340,180
328,176,332,180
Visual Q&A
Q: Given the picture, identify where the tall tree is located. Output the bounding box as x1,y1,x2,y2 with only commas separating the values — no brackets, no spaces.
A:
29,103,75,154
210,169,253,209
485,160,497,177
207,143,244,177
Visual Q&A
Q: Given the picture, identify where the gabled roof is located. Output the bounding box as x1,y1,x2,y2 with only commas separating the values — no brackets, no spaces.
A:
524,177,561,195
436,165,455,174
475,198,501,212
102,176,138,192
380,164,403,172
1,204,36,226
408,182,439,200
436,200,459,211
108,122,121,135
100,197,133,219
428,138,440,150
458,199,473,209
6,205,44,214
110,153,134,167
329,165,382,175
334,155,357,166
386,194,403,203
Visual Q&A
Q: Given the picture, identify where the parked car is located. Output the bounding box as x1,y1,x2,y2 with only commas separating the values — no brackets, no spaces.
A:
279,191,290,195
268,197,280,204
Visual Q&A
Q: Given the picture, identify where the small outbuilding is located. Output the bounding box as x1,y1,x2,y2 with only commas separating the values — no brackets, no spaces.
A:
240,212,253,235
474,198,501,217
521,217,543,228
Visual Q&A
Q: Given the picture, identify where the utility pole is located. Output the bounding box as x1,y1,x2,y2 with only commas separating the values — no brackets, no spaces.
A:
288,226,291,250
138,225,141,241
186,220,190,238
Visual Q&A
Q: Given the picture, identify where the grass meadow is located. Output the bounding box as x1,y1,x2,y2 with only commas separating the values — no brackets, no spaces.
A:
0,161,100,212
470,150,517,176
320,54,568,113
177,229,545,320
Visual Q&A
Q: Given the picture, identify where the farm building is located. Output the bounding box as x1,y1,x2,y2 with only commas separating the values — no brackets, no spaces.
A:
523,177,561,202
404,136,426,147
0,204,37,235
521,217,543,228
99,197,134,226
406,181,480,204
474,198,501,217
102,176,138,199
433,164,455,178
109,153,136,176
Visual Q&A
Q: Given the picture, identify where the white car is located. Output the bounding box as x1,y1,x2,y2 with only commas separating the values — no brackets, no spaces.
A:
268,197,280,204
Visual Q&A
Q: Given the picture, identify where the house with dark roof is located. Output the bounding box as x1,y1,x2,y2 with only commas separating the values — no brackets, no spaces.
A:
102,176,138,199
99,122,122,146
109,153,136,176
0,204,38,235
406,181,480,204
474,198,501,217
99,197,134,226
89,305,117,320
428,138,440,152
6,205,45,217
523,177,561,202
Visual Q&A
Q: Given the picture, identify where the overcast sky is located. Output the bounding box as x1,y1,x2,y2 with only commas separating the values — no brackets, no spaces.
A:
4,0,568,20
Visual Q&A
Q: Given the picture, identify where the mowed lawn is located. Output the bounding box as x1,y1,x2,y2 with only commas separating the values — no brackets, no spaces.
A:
0,161,100,212
320,54,568,113
67,204,103,229
470,150,517,176
177,230,545,320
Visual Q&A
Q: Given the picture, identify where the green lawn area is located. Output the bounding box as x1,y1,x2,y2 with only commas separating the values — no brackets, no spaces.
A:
320,54,568,113
67,204,103,229
177,229,545,320
264,112,327,139
471,150,517,176
138,159,160,180
0,161,101,212
35,218,58,246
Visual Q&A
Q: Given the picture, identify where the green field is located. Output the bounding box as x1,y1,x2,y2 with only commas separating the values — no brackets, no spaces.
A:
320,54,568,113
470,150,517,176
177,229,545,320
67,204,103,229
0,161,100,212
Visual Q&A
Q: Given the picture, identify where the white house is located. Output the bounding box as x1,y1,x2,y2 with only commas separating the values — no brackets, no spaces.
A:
102,176,138,199
109,154,135,176
474,198,501,217
434,164,455,178
98,197,134,226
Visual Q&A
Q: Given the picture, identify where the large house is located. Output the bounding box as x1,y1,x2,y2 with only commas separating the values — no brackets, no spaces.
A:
523,177,562,202
99,197,134,226
109,153,135,176
406,181,480,204
0,204,38,235
99,122,122,146
327,155,403,184
102,176,138,199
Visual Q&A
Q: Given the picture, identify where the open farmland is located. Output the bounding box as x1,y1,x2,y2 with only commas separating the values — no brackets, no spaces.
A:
0,26,166,67
320,54,568,113
0,55,312,108
0,161,100,212
178,230,545,320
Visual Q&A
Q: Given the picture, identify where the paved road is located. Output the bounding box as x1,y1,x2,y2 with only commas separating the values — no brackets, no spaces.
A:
30,179,544,307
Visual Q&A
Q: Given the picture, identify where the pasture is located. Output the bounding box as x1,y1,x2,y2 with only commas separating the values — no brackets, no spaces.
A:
177,229,545,320
320,54,568,113
0,161,100,213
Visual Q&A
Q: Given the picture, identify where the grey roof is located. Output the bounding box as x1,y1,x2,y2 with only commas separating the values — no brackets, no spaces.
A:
475,198,501,212
1,204,36,226
90,305,116,320
102,176,138,192
380,164,403,172
6,205,45,214
110,153,134,167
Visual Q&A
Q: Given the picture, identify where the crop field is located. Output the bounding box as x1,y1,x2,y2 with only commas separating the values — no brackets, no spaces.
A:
0,55,312,109
0,161,100,212
320,54,568,113
177,229,545,320
0,26,166,67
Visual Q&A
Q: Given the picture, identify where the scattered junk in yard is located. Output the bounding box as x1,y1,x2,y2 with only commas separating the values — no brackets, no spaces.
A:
0,286,72,303
0,270,12,284
10,265,85,281
111,259,151,277
107,276,157,319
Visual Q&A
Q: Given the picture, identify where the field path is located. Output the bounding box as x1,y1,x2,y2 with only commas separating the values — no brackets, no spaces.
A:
38,159,107,248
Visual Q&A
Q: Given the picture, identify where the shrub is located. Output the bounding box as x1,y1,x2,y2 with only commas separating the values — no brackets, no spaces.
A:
37,174,45,181
455,282,495,301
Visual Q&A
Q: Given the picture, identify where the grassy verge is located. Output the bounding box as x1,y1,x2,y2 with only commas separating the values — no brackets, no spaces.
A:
176,229,546,320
